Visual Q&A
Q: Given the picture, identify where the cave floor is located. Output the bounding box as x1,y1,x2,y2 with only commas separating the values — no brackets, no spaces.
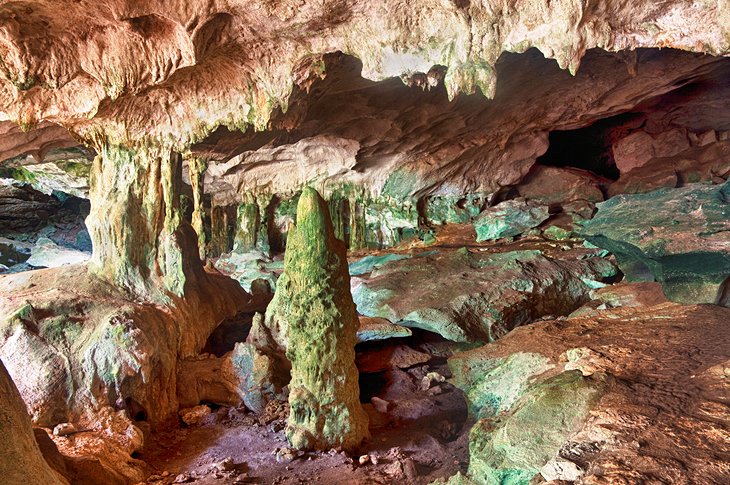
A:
140,360,470,485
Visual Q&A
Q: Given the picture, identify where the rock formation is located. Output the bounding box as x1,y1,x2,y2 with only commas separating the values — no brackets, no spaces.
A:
276,187,368,450
0,358,66,485
0,1,728,483
581,181,730,305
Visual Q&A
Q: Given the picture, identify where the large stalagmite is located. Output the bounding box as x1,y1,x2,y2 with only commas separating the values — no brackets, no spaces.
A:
280,187,368,450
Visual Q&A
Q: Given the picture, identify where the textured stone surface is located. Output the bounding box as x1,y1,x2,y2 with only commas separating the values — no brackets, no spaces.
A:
356,316,412,343
0,263,249,428
352,245,618,342
445,299,730,484
269,187,368,450
473,198,549,242
0,359,66,485
86,144,203,299
580,181,730,305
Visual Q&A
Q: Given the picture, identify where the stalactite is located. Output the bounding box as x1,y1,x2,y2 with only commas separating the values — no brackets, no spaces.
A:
86,144,202,299
187,155,208,261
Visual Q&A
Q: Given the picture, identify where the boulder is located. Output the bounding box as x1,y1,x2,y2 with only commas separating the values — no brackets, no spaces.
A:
357,316,412,343
515,165,604,205
352,246,618,342
580,181,730,305
26,237,90,268
473,198,550,242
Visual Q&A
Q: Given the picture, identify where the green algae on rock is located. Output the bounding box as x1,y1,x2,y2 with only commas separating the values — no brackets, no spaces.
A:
579,181,730,306
464,371,604,485
277,187,368,450
473,199,550,242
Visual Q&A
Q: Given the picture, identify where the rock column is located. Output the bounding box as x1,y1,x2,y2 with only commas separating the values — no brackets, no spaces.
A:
86,143,201,298
281,187,368,450
233,192,260,252
187,155,208,260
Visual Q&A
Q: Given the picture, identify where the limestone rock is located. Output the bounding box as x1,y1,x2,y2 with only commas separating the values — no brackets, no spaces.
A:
352,246,618,342
465,371,603,484
275,187,368,450
473,199,550,242
0,263,250,428
515,165,604,205
356,344,431,374
444,300,730,483
227,342,287,414
0,359,67,485
356,316,412,343
580,181,730,305
26,237,90,268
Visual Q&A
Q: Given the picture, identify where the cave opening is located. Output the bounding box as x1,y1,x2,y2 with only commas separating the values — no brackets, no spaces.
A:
202,311,255,357
535,112,644,180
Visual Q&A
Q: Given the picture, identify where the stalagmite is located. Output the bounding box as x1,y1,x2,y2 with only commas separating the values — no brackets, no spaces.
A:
279,187,368,450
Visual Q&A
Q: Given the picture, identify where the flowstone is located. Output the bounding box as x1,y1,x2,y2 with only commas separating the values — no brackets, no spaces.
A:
278,187,368,450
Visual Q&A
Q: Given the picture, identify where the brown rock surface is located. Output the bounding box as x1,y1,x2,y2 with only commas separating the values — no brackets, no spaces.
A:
0,358,67,485
449,299,730,483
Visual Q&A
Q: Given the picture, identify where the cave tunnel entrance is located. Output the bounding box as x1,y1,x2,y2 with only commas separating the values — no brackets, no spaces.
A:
202,311,255,357
535,112,645,180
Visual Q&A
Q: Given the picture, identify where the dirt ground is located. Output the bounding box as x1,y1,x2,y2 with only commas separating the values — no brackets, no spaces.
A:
140,358,471,485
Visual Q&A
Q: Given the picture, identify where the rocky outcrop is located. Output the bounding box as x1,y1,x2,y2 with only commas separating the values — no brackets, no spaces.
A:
269,187,368,450
473,199,549,242
0,263,249,429
0,358,67,485
580,181,730,305
352,245,618,342
445,294,730,484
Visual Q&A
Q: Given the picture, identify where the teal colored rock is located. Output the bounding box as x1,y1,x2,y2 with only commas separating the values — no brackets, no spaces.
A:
579,182,730,306
229,342,284,414
352,247,617,342
426,192,490,225
466,371,604,485
543,225,573,241
474,199,550,242
214,250,280,292
449,351,554,418
349,253,412,276
277,187,368,450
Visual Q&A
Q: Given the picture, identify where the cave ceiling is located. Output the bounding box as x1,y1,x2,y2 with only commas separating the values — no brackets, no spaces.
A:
0,0,728,200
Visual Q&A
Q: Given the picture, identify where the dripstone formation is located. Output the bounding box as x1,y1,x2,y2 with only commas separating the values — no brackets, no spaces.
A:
278,187,368,450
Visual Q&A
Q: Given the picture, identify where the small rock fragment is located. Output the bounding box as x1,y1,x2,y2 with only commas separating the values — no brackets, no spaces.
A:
211,457,235,472
541,459,583,481
53,422,77,436
275,447,297,463
402,458,418,480
179,405,211,426
371,396,390,413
